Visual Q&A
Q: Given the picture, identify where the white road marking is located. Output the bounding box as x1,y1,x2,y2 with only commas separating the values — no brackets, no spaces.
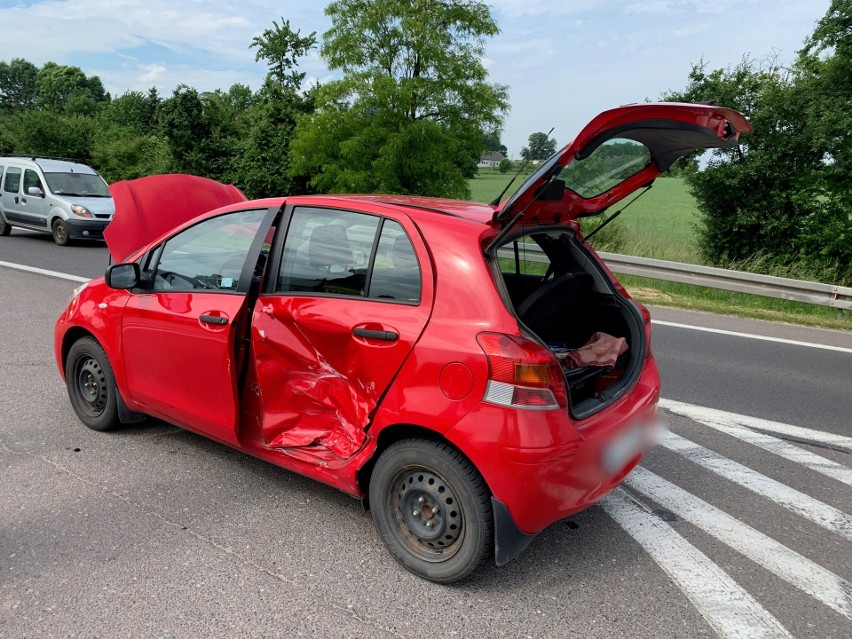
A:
625,467,852,620
652,320,852,354
659,430,852,541
0,261,90,283
670,409,852,486
601,488,794,639
660,398,852,453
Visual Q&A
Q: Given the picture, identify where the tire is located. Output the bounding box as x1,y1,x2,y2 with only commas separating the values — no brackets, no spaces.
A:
369,439,493,583
65,337,120,431
52,218,69,246
0,213,11,236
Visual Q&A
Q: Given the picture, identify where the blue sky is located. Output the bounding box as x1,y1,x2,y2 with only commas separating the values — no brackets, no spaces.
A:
0,0,831,157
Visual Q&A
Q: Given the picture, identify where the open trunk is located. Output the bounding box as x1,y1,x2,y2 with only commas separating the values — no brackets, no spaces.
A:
494,229,645,419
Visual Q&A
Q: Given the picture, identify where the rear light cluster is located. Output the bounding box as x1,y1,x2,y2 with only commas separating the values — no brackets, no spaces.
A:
477,333,568,410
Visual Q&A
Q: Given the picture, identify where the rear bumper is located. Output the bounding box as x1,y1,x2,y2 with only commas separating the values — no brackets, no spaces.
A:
66,219,109,239
446,357,660,549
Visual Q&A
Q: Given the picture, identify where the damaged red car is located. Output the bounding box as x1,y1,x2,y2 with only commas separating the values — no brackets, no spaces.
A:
54,103,750,582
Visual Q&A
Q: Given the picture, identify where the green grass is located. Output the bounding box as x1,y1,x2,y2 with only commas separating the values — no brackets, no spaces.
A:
467,171,851,330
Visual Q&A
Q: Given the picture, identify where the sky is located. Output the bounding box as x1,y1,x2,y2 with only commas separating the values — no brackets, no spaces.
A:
0,0,831,157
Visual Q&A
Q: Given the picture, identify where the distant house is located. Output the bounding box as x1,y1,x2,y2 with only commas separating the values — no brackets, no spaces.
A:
477,151,506,169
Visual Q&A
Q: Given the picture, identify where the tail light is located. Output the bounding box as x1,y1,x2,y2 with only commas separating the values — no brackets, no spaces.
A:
638,303,653,357
477,332,568,410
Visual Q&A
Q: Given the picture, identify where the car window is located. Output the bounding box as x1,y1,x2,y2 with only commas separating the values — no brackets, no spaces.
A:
23,170,44,193
150,209,266,292
277,207,380,297
367,220,421,303
43,171,111,197
558,138,651,199
3,167,21,194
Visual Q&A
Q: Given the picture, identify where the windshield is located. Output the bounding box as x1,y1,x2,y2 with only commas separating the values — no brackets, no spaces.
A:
44,171,111,197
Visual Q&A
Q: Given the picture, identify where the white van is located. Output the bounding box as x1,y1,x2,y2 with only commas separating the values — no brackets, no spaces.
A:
0,157,114,245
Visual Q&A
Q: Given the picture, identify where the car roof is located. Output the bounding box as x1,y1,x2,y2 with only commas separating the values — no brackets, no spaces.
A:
287,194,496,224
2,157,98,174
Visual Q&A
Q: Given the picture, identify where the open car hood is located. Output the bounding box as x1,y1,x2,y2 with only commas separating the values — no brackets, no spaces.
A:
105,174,247,262
494,103,751,227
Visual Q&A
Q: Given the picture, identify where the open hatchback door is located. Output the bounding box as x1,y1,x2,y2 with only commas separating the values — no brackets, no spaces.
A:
493,103,751,228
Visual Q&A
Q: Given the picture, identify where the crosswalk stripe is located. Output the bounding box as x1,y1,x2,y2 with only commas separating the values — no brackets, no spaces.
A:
659,430,852,541
676,414,852,487
625,467,852,620
602,488,795,639
659,399,852,452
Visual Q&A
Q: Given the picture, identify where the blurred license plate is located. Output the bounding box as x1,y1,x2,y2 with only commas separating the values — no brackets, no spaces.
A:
603,418,661,475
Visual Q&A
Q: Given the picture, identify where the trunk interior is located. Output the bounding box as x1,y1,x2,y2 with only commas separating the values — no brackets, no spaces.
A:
495,229,645,419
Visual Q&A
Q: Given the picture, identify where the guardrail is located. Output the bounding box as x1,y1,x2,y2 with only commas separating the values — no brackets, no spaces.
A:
496,245,852,317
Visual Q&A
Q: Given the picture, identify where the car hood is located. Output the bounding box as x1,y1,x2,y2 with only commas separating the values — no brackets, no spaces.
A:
104,174,247,262
493,102,751,227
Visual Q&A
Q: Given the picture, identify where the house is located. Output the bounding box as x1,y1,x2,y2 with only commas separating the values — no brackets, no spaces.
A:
477,151,506,169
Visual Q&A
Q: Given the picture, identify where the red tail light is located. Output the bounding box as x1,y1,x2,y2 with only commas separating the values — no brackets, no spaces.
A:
477,333,568,410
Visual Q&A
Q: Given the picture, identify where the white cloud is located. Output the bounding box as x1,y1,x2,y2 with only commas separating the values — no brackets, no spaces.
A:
137,64,167,85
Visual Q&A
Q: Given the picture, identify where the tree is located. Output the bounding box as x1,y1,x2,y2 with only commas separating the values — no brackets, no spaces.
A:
482,128,507,155
520,131,556,162
236,20,317,198
498,157,512,173
663,0,852,285
290,0,509,198
0,58,38,113
35,62,108,115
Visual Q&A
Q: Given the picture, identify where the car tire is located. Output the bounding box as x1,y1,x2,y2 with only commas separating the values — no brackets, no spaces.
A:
369,438,493,583
52,219,70,246
65,337,120,432
0,214,11,236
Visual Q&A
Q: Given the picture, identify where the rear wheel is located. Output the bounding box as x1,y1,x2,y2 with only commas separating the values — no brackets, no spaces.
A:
66,337,120,431
369,439,493,583
52,219,69,246
0,214,11,236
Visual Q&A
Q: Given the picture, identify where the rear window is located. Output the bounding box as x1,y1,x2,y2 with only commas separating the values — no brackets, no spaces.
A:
558,138,651,198
3,167,21,194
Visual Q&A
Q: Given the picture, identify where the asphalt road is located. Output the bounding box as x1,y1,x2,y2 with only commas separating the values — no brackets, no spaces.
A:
1,241,850,638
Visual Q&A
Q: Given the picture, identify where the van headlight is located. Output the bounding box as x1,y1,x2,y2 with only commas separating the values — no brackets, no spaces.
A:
71,204,93,218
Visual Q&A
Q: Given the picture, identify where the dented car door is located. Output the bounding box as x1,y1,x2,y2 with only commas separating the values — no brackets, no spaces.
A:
251,204,432,463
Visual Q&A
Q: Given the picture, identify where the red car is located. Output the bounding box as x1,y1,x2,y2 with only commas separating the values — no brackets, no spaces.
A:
55,103,750,582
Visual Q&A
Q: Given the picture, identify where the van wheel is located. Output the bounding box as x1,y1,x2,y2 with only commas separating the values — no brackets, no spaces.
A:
0,214,11,236
369,439,493,583
52,219,70,246
66,337,120,431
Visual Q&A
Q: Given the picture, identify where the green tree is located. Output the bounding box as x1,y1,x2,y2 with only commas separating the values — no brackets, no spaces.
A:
0,58,38,113
664,0,851,285
498,157,512,173
482,128,507,155
291,0,509,198
159,85,217,177
520,131,556,162
235,20,317,198
35,62,108,115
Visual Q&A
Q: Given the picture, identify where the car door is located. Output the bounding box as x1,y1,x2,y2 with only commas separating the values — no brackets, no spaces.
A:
251,204,433,462
120,206,277,446
21,169,49,223
1,165,28,226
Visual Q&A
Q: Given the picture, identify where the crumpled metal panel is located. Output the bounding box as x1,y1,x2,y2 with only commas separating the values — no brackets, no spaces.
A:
252,301,375,460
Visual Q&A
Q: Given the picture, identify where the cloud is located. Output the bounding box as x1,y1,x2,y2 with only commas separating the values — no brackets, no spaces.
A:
137,64,167,85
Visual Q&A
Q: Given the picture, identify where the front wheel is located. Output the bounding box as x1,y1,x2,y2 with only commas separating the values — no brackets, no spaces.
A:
369,439,493,583
52,219,70,246
65,337,120,431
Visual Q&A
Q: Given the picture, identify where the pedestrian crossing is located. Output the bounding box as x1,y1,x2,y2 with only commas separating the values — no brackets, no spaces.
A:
603,399,852,639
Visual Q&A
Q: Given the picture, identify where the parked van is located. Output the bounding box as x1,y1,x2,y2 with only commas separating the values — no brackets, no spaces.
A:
0,157,114,245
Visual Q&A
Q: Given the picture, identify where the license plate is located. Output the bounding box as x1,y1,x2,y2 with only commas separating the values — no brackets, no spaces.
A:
602,417,663,475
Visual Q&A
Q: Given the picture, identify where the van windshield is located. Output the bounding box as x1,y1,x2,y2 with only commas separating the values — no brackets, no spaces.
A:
44,172,111,197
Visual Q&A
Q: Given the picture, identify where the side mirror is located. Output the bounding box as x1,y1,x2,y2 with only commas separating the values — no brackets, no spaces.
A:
27,186,44,197
106,263,140,289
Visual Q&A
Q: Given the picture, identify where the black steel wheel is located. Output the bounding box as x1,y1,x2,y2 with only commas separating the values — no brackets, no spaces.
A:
0,214,11,236
52,219,69,246
369,439,493,583
66,337,120,431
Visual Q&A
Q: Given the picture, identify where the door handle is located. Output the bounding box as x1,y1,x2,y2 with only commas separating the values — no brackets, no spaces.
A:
353,327,398,341
14,196,19,204
200,314,229,325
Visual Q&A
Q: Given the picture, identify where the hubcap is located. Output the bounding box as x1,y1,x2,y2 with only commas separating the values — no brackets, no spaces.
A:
75,357,107,415
392,469,463,560
55,223,66,242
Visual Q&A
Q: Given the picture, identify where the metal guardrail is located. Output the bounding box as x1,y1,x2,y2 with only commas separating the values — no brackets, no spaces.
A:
496,245,852,316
